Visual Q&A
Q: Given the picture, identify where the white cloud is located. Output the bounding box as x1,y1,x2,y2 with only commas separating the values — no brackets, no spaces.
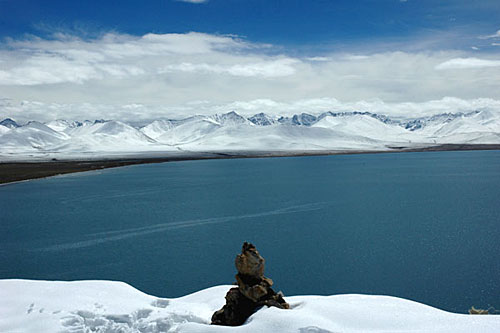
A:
435,57,500,70
343,55,370,60
305,57,331,62
479,29,500,40
160,58,298,78
0,32,499,122
0,32,270,86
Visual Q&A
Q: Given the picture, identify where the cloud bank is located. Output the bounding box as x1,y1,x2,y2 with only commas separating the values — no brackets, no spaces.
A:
0,32,499,122
436,57,500,69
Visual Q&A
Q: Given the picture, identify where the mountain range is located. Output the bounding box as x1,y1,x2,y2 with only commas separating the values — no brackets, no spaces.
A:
1,109,499,160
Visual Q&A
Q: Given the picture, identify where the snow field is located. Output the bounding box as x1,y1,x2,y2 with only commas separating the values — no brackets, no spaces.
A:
1,279,499,333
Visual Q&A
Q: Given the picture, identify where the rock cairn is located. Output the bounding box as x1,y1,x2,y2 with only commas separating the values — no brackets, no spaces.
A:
211,242,289,326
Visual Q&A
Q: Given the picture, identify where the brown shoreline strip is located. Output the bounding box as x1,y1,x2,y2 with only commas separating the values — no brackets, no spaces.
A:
1,144,499,185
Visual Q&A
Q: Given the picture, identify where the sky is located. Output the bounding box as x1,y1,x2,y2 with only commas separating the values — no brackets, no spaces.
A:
0,0,499,122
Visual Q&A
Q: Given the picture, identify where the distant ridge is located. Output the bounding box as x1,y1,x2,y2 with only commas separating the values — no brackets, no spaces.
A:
0,109,499,157
0,118,20,129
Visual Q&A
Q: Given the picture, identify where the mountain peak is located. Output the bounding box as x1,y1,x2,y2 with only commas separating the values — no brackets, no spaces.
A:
277,113,317,126
0,118,20,129
292,113,317,126
248,113,276,126
212,111,247,125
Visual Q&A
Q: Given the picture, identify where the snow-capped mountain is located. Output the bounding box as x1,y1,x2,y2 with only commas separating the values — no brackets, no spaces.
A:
312,112,411,143
278,113,318,126
0,109,499,159
248,113,276,126
141,119,175,139
154,116,222,145
1,121,69,152
209,111,249,126
402,111,479,132
45,119,89,133
57,120,162,152
0,118,20,129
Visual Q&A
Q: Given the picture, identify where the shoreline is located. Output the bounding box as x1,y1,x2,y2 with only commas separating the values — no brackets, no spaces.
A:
1,144,500,185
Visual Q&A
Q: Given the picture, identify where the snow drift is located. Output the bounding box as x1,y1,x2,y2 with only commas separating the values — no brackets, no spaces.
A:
0,280,498,333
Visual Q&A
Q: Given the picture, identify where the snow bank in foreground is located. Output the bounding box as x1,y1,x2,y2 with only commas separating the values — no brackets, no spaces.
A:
1,280,499,333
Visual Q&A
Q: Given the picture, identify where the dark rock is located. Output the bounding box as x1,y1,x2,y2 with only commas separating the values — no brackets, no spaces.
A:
248,113,276,126
211,242,289,326
211,287,256,326
235,242,265,278
0,118,20,129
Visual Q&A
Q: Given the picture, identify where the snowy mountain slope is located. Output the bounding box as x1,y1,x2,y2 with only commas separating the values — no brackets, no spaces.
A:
179,122,382,151
145,111,388,151
55,120,162,152
209,111,250,126
140,119,174,139
155,116,222,145
46,119,89,133
1,280,498,333
401,112,478,132
45,120,72,132
436,131,500,144
278,113,318,126
312,113,415,143
0,124,10,135
431,111,499,136
270,124,382,150
0,121,69,152
140,112,249,144
0,109,499,158
405,110,500,144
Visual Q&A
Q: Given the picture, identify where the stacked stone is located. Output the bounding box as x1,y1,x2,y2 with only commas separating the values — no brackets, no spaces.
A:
211,242,289,326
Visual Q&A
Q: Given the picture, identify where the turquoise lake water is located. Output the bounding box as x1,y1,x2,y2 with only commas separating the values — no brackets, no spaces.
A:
1,150,499,313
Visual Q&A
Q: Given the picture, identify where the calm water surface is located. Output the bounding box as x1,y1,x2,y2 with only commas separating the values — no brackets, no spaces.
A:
1,150,499,312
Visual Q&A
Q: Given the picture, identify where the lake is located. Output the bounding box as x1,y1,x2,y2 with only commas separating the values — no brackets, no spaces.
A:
1,150,499,313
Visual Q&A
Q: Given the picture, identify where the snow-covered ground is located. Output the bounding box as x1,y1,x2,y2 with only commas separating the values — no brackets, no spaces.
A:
1,280,499,333
1,109,499,161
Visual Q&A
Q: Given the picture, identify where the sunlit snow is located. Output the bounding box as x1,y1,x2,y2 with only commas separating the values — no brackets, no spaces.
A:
1,280,499,333
0,109,499,160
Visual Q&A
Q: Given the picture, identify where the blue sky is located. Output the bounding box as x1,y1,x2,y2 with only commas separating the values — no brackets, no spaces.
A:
1,0,499,50
0,0,499,121
0,0,500,45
